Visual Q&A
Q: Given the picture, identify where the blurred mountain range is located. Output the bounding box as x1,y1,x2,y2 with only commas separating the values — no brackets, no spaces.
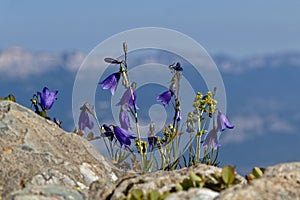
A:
1,47,299,174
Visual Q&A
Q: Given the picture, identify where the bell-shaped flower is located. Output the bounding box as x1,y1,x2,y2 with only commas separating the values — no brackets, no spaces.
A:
217,111,234,131
203,128,220,151
116,86,138,109
156,90,174,107
148,136,158,152
37,87,58,110
78,109,94,131
174,62,183,71
101,124,114,141
119,107,131,130
99,72,121,95
113,126,136,149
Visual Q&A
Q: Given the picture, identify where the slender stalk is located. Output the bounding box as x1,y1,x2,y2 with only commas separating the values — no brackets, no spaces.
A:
92,114,113,159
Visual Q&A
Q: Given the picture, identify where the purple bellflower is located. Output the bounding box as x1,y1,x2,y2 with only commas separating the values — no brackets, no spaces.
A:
113,126,136,149
78,109,94,131
217,111,234,131
101,124,114,141
119,108,131,130
156,90,174,107
148,136,158,152
203,128,220,151
99,72,121,95
37,87,58,110
169,62,183,72
174,62,183,71
116,87,137,109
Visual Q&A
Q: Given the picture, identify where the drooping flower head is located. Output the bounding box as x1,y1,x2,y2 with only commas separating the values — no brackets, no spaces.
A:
217,111,234,131
113,126,136,149
101,124,114,141
156,90,174,107
148,136,158,152
99,72,121,95
203,128,220,151
169,62,183,72
78,109,94,131
116,83,138,109
37,87,58,110
119,107,131,130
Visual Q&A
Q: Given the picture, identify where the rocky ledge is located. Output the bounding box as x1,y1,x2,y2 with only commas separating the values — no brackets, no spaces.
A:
0,101,299,200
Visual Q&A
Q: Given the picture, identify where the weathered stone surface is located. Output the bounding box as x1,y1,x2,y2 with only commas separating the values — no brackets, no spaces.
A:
106,164,245,200
216,162,300,200
0,101,126,199
165,188,219,200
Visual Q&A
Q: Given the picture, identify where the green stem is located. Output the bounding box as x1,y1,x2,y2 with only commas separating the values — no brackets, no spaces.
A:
92,114,113,159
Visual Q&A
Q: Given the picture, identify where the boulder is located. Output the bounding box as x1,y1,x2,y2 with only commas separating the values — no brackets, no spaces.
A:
216,162,300,200
106,164,245,200
0,101,125,199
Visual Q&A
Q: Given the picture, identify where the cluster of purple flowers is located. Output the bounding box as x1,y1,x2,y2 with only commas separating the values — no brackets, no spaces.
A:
97,58,234,152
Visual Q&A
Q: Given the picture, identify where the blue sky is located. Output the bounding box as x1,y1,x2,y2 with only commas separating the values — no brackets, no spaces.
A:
1,0,300,57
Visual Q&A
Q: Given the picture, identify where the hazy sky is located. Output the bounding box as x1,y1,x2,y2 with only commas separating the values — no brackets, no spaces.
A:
1,0,300,57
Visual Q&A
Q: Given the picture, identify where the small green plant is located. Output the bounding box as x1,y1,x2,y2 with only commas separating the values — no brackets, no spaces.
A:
0,93,16,102
176,165,241,192
245,167,265,182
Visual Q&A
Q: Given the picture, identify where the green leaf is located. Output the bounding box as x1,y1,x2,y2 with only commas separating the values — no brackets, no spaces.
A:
4,94,16,102
40,110,48,118
222,165,235,185
131,189,143,199
148,191,160,200
189,172,202,187
180,178,194,191
252,167,264,178
175,183,183,191
160,192,170,200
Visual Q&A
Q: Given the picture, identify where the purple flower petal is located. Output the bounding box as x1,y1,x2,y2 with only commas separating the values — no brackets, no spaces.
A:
101,124,114,141
119,109,131,130
173,62,183,71
113,126,136,149
156,90,173,107
78,110,94,131
148,136,158,151
203,128,220,151
99,72,121,95
37,87,58,110
217,111,234,131
116,87,137,109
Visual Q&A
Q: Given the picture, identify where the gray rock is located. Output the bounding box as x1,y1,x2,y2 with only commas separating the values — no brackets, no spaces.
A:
216,162,300,200
108,164,245,200
165,188,219,200
6,184,84,200
0,101,126,199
